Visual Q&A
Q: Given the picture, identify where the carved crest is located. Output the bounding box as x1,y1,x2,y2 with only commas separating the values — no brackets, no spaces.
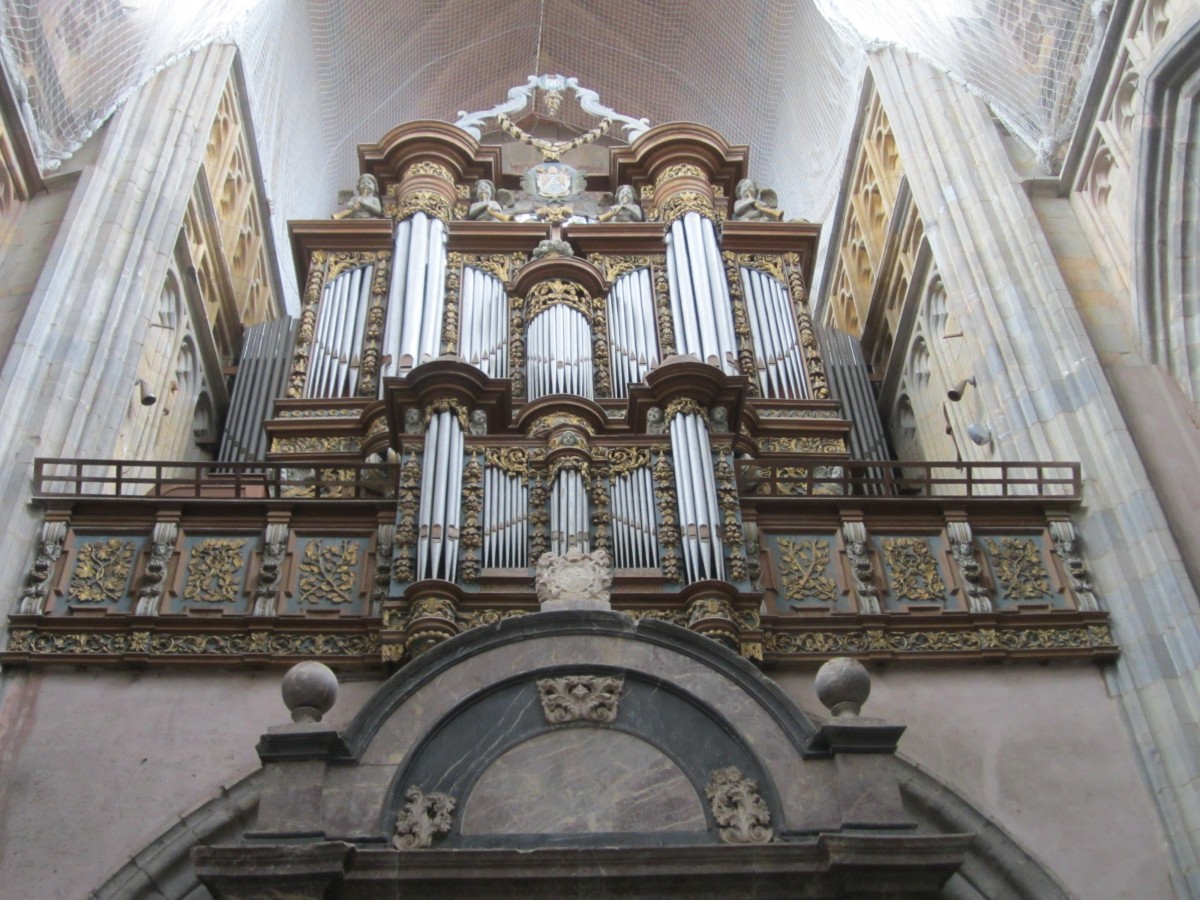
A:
535,546,613,608
536,674,624,724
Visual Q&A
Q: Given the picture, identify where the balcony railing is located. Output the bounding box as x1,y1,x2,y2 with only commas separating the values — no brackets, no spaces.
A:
32,458,401,501
735,459,1081,499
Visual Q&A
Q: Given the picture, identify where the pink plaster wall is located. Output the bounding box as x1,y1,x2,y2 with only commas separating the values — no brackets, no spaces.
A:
774,664,1174,898
0,668,381,898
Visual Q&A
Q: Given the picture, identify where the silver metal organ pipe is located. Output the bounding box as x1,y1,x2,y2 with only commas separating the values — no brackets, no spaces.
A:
669,416,698,581
349,264,373,394
691,411,725,580
334,266,360,394
759,271,794,396
381,218,412,385
682,213,722,366
461,266,477,366
428,410,452,577
702,221,738,374
423,219,449,362
323,271,349,396
750,270,784,398
666,226,701,361
444,423,464,582
305,283,331,397
397,212,429,370
416,411,438,580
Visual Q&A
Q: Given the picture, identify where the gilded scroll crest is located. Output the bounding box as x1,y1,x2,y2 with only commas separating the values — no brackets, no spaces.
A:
658,190,716,229
587,253,651,284
654,163,706,187
485,447,529,480
183,539,247,604
882,538,947,604
663,397,710,428
536,674,624,724
393,190,453,224
526,278,592,320
424,399,470,430
404,161,455,182
705,766,773,844
69,538,137,604
393,786,455,849
298,539,360,605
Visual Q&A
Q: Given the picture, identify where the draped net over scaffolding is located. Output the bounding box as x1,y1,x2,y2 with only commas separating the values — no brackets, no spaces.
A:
0,0,1106,262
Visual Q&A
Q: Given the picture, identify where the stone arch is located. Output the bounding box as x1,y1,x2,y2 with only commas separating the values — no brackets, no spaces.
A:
1136,15,1200,403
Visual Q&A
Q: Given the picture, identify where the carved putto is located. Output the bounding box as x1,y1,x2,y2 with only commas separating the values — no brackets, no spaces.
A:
705,766,773,844
536,674,624,724
732,178,783,222
535,546,613,610
467,179,514,221
333,173,383,220
393,786,455,849
598,184,644,222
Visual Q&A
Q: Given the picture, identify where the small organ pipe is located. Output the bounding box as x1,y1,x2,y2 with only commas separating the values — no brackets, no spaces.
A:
416,412,437,579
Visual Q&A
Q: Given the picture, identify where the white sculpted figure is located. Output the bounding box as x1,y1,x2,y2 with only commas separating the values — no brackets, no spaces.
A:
467,179,514,221
597,184,644,222
732,178,783,222
333,173,384,219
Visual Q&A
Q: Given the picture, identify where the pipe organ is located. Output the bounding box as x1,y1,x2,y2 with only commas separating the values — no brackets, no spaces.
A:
14,84,1110,675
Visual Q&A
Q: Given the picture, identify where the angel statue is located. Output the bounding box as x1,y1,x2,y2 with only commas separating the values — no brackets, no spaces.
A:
467,179,514,221
732,178,784,222
597,184,644,223
332,173,384,219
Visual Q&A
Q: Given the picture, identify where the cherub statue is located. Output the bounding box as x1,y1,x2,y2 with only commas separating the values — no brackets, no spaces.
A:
332,173,384,219
468,409,488,435
732,178,784,222
467,179,514,221
597,184,643,223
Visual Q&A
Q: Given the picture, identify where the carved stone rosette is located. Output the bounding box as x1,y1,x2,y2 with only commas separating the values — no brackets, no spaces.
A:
536,674,624,724
705,766,773,844
393,786,455,849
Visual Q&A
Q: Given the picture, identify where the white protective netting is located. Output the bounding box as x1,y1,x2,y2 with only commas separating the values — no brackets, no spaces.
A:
0,0,1109,308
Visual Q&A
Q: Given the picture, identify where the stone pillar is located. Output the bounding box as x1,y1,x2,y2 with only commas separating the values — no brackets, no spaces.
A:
871,47,1200,892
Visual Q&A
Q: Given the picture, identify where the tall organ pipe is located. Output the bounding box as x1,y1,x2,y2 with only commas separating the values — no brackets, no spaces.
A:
550,469,589,556
741,267,807,399
416,409,465,581
527,304,593,401
381,212,447,387
666,213,737,374
669,412,725,582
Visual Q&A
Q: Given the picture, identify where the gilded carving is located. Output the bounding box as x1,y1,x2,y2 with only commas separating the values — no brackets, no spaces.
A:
605,447,651,477
485,447,529,480
69,538,137,604
510,293,527,397
298,539,360,605
271,435,360,453
588,254,651,284
460,453,484,582
658,190,716,229
651,257,676,356
536,674,624,724
731,253,787,284
442,253,461,355
758,436,846,454
722,250,758,390
757,408,840,419
652,449,682,582
622,609,688,627
529,472,549,562
591,292,612,397
777,538,838,606
424,398,470,430
394,190,453,224
404,161,455,182
277,408,360,419
5,629,380,658
706,767,773,844
881,538,946,604
985,538,1051,602
525,411,595,436
393,787,456,850
456,609,529,628
183,539,247,604
410,596,457,622
393,451,422,582
526,278,592,320
663,397,709,428
655,164,706,187
459,252,524,285
357,256,392,396
714,451,747,581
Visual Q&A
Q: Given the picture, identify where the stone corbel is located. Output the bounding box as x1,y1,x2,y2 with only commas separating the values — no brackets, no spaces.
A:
842,521,882,614
1049,518,1099,611
134,517,180,616
945,519,992,613
18,518,68,614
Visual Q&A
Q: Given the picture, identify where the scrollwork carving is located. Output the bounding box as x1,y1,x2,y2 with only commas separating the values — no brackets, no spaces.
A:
394,190,453,224
706,767,773,844
135,521,178,616
298,539,359,605
842,523,880,614
68,539,137,604
183,539,247,604
1049,520,1098,611
393,787,456,849
985,538,1051,602
658,190,716,229
778,538,838,606
19,520,67,613
946,521,991,612
536,674,624,724
881,538,946,604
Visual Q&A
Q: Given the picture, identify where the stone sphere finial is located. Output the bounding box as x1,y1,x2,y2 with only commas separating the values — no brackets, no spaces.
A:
281,661,338,724
814,657,871,718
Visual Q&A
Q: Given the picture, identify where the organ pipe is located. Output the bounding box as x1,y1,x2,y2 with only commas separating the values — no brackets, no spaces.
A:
483,468,529,568
607,268,658,398
304,263,374,399
549,468,590,556
381,212,447,386
417,409,464,581
527,304,593,401
608,467,658,569
666,213,737,374
741,267,807,399
670,412,725,582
